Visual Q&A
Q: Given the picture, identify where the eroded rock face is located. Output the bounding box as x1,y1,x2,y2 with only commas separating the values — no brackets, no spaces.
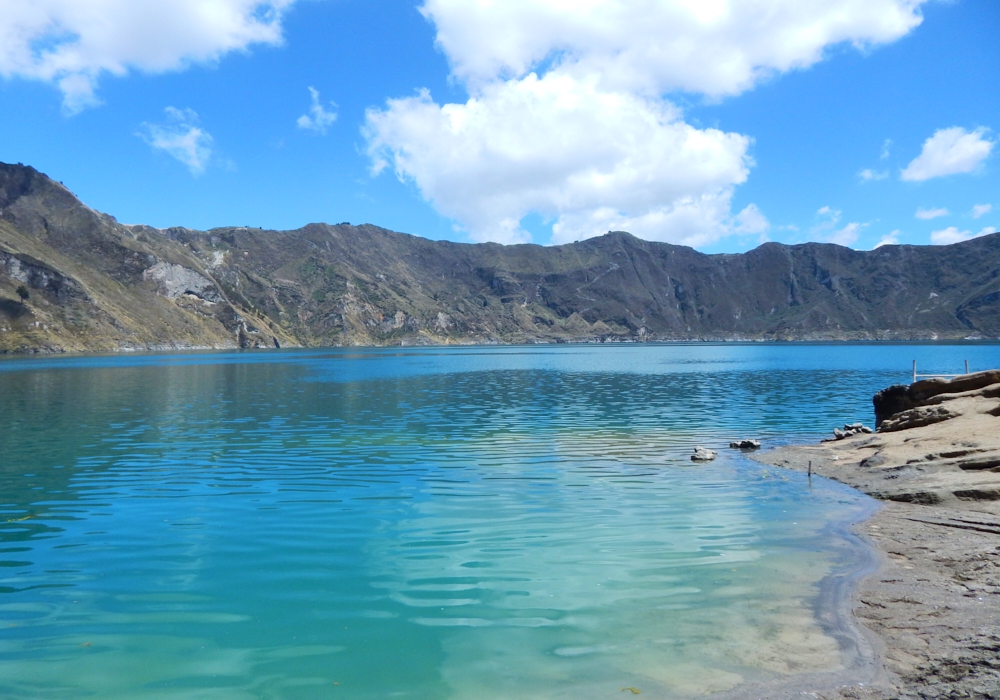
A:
874,370,1000,429
142,261,222,303
878,404,961,432
1,250,85,302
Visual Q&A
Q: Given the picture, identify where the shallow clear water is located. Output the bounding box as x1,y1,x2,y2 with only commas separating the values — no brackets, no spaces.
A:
0,343,996,699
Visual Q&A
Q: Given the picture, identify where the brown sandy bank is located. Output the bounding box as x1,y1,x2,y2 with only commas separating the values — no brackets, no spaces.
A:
755,371,1000,699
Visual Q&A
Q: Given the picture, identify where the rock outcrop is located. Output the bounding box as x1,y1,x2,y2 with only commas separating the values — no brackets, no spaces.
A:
142,261,223,303
766,371,1000,511
873,370,1000,427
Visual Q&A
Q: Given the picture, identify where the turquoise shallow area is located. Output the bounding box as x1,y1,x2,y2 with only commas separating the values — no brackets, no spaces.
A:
0,343,996,699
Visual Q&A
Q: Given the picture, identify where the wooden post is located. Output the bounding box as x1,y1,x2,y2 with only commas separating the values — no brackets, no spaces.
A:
965,360,970,375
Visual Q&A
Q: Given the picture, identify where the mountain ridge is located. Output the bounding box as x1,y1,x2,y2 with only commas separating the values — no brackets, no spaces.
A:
1,161,998,353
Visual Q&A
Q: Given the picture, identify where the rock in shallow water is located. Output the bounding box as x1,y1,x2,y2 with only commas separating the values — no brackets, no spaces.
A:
691,447,718,462
729,439,761,450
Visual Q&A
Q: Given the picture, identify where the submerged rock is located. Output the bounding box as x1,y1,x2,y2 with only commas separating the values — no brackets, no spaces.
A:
691,447,717,462
729,439,761,450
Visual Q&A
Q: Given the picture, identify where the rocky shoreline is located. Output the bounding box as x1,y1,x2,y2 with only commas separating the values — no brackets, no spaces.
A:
755,371,1000,699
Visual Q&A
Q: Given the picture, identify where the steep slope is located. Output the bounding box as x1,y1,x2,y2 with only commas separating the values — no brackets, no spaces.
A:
1,162,998,353
0,164,295,352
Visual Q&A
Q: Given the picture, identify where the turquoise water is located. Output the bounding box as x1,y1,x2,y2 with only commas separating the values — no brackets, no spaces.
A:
0,343,997,699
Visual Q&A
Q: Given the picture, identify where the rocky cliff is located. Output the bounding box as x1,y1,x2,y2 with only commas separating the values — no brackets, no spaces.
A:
1,161,998,353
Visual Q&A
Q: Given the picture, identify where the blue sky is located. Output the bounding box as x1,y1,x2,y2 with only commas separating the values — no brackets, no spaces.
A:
0,0,996,253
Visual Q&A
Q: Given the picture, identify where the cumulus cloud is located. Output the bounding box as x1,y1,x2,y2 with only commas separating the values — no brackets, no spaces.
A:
732,203,770,235
367,76,753,245
901,127,995,182
915,206,948,220
858,168,888,182
297,87,338,134
971,204,992,219
930,226,994,245
420,0,926,97
0,0,295,113
138,107,214,175
874,230,901,248
368,0,928,245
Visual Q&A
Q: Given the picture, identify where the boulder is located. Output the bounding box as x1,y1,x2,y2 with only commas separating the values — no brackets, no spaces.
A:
729,439,761,450
691,447,718,462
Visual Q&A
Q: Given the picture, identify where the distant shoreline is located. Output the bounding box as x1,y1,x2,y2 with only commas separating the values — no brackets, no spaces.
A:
3,336,1000,358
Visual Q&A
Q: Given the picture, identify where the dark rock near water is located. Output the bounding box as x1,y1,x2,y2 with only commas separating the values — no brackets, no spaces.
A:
729,439,761,450
873,384,919,429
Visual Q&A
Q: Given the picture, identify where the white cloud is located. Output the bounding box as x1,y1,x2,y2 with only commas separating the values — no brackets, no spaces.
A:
367,76,753,245
858,168,888,182
297,87,338,134
930,226,994,245
874,230,901,248
828,222,865,246
880,138,892,160
971,203,992,219
810,206,865,247
900,127,995,182
858,139,894,181
915,206,948,220
732,203,770,235
420,0,927,98
368,0,927,245
814,206,840,226
138,107,214,175
0,0,295,113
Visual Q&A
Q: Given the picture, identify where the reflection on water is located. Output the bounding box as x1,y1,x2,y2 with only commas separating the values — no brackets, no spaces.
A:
0,343,993,698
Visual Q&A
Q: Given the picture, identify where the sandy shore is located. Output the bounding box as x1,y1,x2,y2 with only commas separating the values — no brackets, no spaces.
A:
752,372,1000,699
